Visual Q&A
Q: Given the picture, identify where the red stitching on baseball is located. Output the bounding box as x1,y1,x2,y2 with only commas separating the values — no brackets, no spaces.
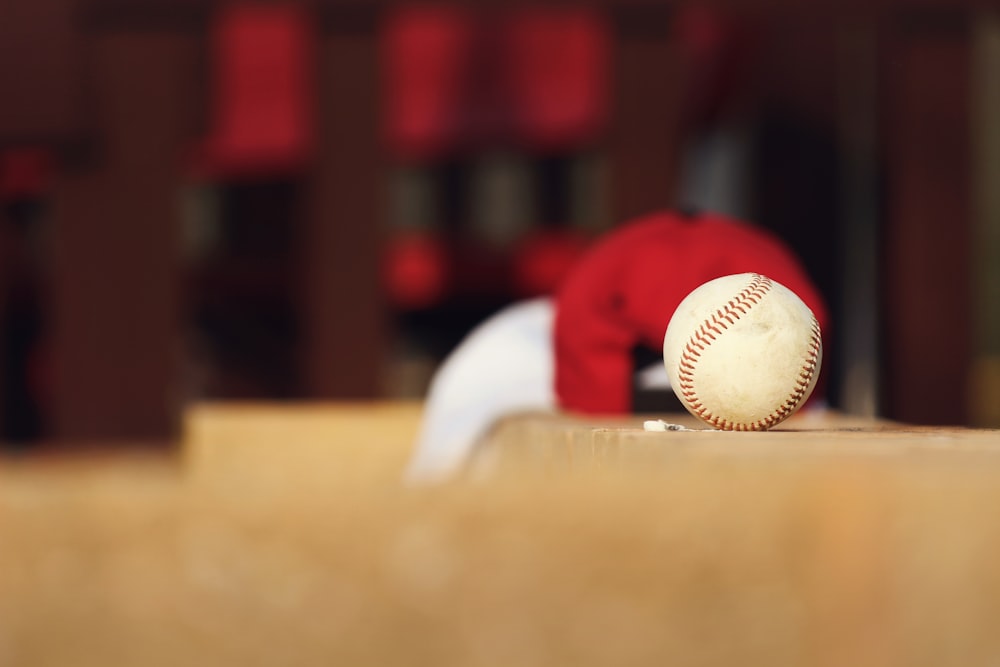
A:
676,274,821,431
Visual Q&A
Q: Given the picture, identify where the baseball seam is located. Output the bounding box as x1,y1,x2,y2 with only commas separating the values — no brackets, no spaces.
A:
676,274,822,431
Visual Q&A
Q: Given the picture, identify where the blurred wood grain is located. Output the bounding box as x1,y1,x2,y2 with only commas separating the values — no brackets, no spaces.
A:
2,403,1000,666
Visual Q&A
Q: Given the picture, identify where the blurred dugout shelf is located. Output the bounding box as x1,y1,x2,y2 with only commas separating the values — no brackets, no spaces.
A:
0,0,996,443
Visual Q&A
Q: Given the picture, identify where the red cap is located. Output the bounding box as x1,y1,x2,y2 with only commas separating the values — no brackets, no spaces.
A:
554,210,829,414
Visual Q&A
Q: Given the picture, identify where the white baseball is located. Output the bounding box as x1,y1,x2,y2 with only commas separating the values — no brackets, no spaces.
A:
662,273,822,430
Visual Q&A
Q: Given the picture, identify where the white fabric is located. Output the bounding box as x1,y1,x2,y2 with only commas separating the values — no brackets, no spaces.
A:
405,298,557,482
636,360,671,390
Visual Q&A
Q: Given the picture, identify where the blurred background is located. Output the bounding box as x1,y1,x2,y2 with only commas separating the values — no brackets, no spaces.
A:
0,0,997,446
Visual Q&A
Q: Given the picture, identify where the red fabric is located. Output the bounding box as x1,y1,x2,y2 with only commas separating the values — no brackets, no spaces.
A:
673,6,758,129
381,6,611,160
554,210,829,414
501,8,611,151
380,5,479,161
382,231,450,309
192,4,315,180
511,228,591,297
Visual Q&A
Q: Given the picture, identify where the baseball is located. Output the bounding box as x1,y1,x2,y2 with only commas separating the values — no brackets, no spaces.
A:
662,273,823,430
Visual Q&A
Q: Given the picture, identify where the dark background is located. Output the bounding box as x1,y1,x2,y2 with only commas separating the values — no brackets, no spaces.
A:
0,0,997,445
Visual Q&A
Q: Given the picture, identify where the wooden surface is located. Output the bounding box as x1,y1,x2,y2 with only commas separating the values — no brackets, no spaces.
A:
2,403,1000,666
474,409,1000,472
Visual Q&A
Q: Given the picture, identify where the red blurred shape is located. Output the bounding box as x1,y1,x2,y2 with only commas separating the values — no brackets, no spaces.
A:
512,229,590,297
382,232,449,309
0,148,53,200
673,6,756,127
192,4,316,180
380,5,478,162
502,8,611,152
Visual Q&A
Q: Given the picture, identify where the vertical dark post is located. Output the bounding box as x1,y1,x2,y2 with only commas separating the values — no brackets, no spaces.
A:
48,30,198,439
0,204,10,436
0,0,81,144
300,10,386,398
969,15,1000,427
608,5,684,222
836,18,882,417
882,11,973,425
0,0,80,440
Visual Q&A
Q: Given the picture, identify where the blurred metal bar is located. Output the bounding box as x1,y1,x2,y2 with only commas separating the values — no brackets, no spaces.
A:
836,19,881,418
970,11,1000,426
